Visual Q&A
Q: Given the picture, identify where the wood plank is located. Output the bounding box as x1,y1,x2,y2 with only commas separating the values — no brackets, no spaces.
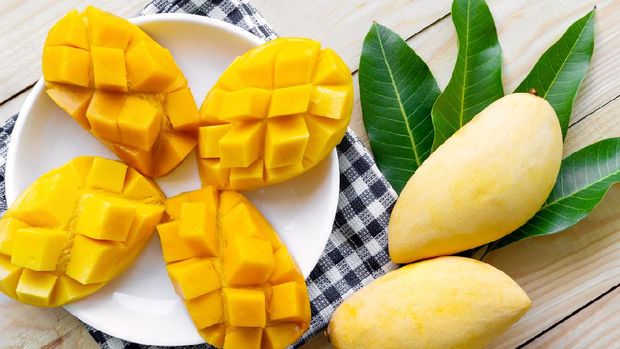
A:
0,89,29,125
0,295,97,348
529,285,620,348
0,0,150,102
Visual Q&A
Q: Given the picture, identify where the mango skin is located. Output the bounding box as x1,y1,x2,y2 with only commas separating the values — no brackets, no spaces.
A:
389,93,563,263
327,256,531,349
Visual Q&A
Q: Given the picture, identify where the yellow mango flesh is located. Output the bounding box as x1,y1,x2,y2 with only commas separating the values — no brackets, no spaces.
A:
0,157,165,306
42,7,198,177
328,256,531,349
196,38,352,190
389,93,563,263
158,187,310,348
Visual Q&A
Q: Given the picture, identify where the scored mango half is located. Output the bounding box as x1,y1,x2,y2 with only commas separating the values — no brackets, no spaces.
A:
197,38,353,190
0,157,165,307
42,7,198,177
158,187,310,348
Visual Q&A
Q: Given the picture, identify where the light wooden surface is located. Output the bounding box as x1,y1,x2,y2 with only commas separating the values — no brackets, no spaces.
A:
1,0,619,348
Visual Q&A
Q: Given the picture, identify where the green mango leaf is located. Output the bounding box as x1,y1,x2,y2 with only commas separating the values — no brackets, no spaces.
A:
492,138,620,250
430,0,504,150
515,9,595,137
359,22,440,193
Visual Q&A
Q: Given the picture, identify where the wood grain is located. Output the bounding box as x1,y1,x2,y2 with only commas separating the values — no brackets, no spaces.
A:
0,0,150,102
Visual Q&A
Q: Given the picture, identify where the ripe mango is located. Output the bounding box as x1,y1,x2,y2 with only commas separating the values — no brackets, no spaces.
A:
328,256,531,349
389,93,563,263
158,187,310,348
196,38,353,190
43,7,198,177
0,157,165,306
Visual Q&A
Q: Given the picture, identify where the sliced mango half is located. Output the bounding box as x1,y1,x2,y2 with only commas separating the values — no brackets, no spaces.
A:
158,187,310,348
197,38,353,190
0,157,165,307
42,7,198,177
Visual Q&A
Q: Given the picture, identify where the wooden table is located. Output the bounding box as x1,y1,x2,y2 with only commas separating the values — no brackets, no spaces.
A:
1,0,619,348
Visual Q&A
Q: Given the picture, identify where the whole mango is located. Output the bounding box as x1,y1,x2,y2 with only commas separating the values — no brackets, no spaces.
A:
158,187,310,348
0,157,165,307
328,256,531,349
389,93,563,263
196,38,353,190
43,7,198,177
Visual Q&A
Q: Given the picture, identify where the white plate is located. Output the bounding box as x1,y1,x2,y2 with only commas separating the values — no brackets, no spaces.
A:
5,14,338,346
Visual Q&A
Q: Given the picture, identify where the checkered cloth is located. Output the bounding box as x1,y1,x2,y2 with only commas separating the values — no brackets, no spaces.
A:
0,0,399,348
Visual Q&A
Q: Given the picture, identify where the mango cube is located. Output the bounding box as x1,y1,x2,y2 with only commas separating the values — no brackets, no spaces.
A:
198,124,232,158
178,202,218,256
85,157,128,193
186,291,223,329
0,156,165,307
269,282,308,322
220,88,271,121
309,85,352,120
274,39,320,87
166,88,199,131
66,235,125,285
12,174,78,227
85,6,132,48
91,46,127,91
16,270,57,306
42,46,90,87
223,288,266,327
0,218,29,255
157,221,196,263
0,256,22,299
269,248,301,284
197,38,352,190
85,91,125,143
123,168,163,200
199,88,227,125
263,324,304,349
264,116,309,169
199,324,226,348
45,10,89,49
268,84,313,117
11,228,68,271
117,96,161,151
153,132,197,178
46,85,93,129
223,235,274,286
312,48,351,85
219,123,264,168
224,328,262,349
167,258,220,299
126,40,177,92
75,195,136,241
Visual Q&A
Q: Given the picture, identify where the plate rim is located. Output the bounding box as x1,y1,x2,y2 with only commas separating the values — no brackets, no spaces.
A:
5,13,339,346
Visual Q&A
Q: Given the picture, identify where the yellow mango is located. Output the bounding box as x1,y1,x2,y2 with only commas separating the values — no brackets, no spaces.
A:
158,187,310,348
328,257,531,349
389,93,563,263
0,156,165,306
43,7,197,177
196,37,352,190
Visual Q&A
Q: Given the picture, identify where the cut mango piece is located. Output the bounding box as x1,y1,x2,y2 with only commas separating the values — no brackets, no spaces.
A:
178,203,218,256
43,7,196,177
91,46,127,91
11,228,68,271
158,187,310,348
197,38,352,189
166,88,199,131
42,45,91,87
16,270,57,307
0,157,165,306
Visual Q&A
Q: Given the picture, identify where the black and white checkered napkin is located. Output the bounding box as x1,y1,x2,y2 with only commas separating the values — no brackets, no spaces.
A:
0,0,399,347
